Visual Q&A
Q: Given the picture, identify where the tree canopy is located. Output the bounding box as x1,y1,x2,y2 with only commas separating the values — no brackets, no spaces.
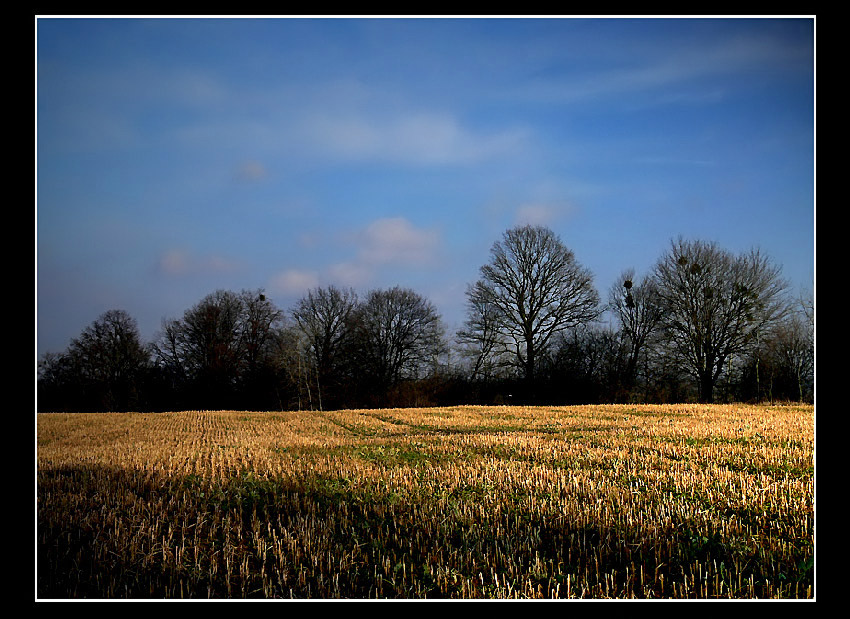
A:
652,238,791,402
465,225,600,393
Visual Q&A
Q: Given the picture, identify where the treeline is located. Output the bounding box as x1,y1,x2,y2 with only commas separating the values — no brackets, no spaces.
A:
37,227,814,412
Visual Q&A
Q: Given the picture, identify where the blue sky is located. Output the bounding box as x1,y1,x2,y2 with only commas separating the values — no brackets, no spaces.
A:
36,16,815,358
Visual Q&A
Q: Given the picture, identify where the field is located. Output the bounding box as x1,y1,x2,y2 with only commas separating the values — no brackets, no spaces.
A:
36,403,814,600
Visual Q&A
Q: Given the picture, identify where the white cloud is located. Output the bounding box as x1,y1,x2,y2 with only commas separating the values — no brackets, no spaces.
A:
356,217,440,267
157,249,240,277
303,111,528,166
326,261,373,289
515,204,557,227
158,249,190,275
268,268,320,295
286,217,442,291
514,202,577,227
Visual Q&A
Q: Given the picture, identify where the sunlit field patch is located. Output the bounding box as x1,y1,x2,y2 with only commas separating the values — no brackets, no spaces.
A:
37,404,814,599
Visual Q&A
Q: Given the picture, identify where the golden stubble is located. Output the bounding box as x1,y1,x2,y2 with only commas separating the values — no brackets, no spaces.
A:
37,403,814,599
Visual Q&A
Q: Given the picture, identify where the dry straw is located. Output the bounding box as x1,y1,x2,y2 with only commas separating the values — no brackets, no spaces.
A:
37,403,814,599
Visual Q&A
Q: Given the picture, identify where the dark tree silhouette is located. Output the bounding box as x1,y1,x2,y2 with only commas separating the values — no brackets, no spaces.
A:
37,235,810,412
39,309,151,411
608,269,664,396
291,286,358,409
465,225,600,396
349,286,445,403
239,290,284,377
652,238,790,403
152,289,285,408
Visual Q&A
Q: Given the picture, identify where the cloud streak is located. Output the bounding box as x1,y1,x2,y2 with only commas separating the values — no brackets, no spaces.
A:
300,111,530,166
328,217,443,288
507,27,813,107
355,217,441,267
156,249,241,277
269,217,443,294
268,268,320,295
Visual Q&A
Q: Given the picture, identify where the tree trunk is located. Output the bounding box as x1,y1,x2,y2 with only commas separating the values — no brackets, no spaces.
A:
524,338,536,403
699,371,714,403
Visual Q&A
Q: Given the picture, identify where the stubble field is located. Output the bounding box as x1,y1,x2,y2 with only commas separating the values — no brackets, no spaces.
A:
36,403,814,599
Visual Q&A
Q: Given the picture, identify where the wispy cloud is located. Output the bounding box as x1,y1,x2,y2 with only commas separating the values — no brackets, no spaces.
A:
355,217,441,267
326,262,373,289
300,111,529,166
42,50,530,168
279,217,444,292
156,249,241,277
510,28,812,107
268,268,320,296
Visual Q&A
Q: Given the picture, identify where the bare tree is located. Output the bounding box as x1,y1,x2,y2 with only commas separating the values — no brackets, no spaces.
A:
263,321,306,411
152,289,283,407
178,289,244,393
239,289,285,377
456,281,511,381
292,286,358,408
652,238,790,403
350,286,445,397
799,287,814,335
762,295,814,402
152,317,187,388
64,309,150,411
608,269,664,394
466,225,600,392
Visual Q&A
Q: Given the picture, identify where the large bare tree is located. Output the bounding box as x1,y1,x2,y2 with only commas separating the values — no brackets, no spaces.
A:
350,286,445,395
48,309,151,411
465,225,600,390
652,238,790,403
292,286,357,380
174,289,244,391
291,285,358,409
239,289,285,378
152,288,285,407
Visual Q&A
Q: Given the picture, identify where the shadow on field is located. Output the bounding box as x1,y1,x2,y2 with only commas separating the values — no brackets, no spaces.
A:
37,459,813,599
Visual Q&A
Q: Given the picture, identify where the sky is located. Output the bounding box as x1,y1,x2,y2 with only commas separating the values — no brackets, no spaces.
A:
36,16,815,359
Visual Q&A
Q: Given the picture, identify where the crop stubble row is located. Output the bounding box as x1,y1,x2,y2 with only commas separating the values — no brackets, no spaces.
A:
36,403,814,599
